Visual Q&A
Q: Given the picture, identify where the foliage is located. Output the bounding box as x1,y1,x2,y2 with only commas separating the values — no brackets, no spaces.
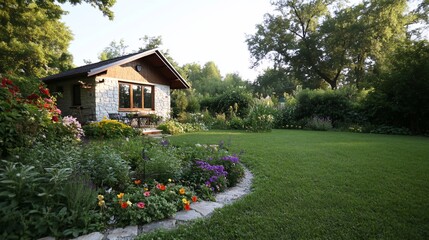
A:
305,116,333,131
79,145,130,190
83,118,136,139
293,88,361,127
201,89,253,118
0,144,102,239
0,78,64,156
98,39,128,60
157,119,207,135
363,40,429,133
247,0,426,89
98,180,197,227
245,100,275,132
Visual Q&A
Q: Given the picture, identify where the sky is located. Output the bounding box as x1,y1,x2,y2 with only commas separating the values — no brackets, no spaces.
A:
61,0,275,82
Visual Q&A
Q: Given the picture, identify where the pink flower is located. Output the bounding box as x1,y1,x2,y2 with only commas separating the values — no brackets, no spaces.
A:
136,202,145,209
143,191,151,197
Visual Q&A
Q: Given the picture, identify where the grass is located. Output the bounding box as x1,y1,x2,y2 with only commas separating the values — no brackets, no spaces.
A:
137,130,429,239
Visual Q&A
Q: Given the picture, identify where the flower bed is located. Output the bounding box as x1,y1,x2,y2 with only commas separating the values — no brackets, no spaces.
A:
0,135,245,239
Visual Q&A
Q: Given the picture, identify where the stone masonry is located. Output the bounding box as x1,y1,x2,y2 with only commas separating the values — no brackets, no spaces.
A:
94,77,171,121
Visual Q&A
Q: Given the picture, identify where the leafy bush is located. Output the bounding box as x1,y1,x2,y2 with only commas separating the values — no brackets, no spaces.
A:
157,119,207,135
245,102,275,132
294,88,360,127
201,89,253,118
83,118,136,139
370,125,412,135
0,77,63,156
79,145,130,189
0,155,102,239
362,41,429,133
143,147,183,182
306,116,333,131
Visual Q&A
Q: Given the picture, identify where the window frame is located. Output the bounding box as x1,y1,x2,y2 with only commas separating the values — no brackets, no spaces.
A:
118,82,154,111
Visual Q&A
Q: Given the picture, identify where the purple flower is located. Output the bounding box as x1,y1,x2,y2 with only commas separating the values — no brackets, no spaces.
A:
221,155,240,163
160,139,169,147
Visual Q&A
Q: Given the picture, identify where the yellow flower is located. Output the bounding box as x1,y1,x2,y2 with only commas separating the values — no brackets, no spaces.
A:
168,178,172,182
179,188,186,195
117,193,124,199
98,200,105,207
182,198,188,204
144,188,149,191
127,200,132,206
97,195,104,201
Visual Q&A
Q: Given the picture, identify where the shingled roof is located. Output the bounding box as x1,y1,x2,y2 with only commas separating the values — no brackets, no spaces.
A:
41,49,190,89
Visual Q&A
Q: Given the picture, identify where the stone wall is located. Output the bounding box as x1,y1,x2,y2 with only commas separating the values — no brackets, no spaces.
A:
154,84,170,121
94,77,119,121
94,77,171,121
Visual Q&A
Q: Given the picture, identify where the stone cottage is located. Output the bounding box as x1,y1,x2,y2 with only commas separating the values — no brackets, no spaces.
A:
42,49,189,123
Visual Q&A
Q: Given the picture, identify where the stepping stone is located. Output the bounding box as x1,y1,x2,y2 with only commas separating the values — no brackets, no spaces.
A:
106,225,138,240
72,232,104,240
174,209,203,222
191,201,224,217
141,219,176,233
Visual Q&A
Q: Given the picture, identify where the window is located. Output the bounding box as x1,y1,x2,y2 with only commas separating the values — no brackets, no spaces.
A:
72,84,81,106
119,82,154,110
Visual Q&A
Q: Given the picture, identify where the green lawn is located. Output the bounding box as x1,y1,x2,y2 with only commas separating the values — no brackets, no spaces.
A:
138,130,429,240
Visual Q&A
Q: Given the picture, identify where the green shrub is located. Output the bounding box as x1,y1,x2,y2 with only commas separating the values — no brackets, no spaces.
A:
142,147,183,182
80,145,130,189
157,120,185,135
0,160,102,239
201,89,253,118
157,120,207,135
83,119,136,139
0,77,63,156
306,116,333,131
245,102,275,132
228,116,245,129
294,88,360,127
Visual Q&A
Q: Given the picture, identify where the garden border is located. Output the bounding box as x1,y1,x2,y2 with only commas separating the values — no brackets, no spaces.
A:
38,166,253,240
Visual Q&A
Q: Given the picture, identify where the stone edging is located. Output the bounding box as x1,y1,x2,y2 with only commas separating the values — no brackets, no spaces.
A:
39,167,253,240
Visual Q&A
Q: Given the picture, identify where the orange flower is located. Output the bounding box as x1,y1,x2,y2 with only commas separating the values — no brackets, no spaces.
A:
117,193,124,199
134,179,142,185
179,188,185,195
192,196,198,202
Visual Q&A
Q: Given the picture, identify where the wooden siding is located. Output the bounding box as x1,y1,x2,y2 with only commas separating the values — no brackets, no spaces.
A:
99,59,170,85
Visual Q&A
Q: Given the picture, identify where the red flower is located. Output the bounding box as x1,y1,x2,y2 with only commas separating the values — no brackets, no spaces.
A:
39,87,50,96
27,93,39,100
156,184,166,191
184,203,191,211
191,196,198,203
1,78,12,87
121,202,128,209
51,116,59,122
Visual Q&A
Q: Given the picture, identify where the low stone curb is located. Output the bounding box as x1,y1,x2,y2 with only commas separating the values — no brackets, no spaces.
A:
40,167,253,240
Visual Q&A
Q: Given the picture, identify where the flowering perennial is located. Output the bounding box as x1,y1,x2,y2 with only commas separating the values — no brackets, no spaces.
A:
221,155,240,163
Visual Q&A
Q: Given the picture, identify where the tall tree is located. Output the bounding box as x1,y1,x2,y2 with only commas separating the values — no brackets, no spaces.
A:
0,0,116,78
98,39,128,60
247,0,426,89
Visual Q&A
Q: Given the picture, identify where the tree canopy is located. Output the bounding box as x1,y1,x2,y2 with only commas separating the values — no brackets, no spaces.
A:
247,0,428,89
0,0,116,78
